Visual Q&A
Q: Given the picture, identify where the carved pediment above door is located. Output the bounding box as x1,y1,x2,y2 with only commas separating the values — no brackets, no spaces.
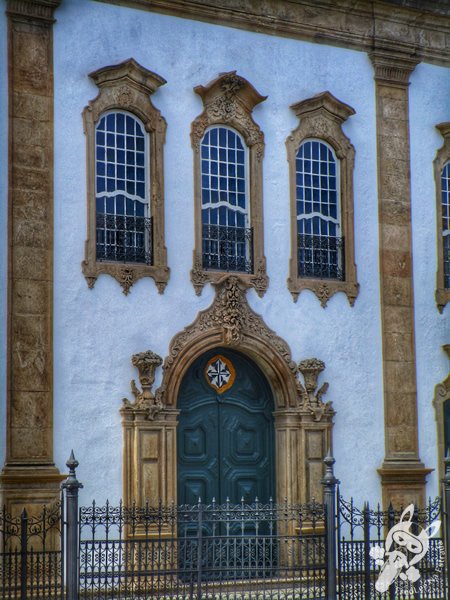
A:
157,275,299,409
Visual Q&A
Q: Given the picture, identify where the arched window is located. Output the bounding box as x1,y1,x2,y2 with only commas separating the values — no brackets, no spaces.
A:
200,126,251,273
95,111,150,265
442,161,450,290
190,72,268,297
286,92,358,307
434,123,450,312
83,59,169,295
296,140,343,280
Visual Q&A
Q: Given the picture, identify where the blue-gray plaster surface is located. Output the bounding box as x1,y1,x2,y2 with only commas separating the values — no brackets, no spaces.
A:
0,0,446,506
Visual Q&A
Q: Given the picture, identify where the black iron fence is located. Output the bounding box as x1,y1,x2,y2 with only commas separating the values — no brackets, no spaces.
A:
1,452,450,600
79,498,326,600
337,495,446,600
0,501,63,600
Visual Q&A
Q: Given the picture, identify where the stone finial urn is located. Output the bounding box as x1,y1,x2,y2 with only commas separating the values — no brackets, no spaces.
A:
131,350,162,402
298,358,325,396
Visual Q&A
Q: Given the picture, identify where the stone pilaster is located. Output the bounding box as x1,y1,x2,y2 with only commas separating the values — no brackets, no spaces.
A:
0,0,64,513
370,49,432,509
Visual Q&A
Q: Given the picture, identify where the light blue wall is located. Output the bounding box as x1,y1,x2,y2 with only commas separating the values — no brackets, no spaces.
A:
410,62,450,493
52,0,395,505
0,0,8,470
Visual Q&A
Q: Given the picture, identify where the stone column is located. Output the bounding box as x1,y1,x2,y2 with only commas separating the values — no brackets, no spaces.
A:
370,50,432,509
0,0,64,513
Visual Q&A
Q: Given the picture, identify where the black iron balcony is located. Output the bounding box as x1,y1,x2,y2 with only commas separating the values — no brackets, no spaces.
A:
297,233,344,280
96,213,153,265
202,224,253,274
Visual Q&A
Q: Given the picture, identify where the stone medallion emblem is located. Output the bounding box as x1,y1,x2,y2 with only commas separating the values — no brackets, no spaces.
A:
204,355,236,394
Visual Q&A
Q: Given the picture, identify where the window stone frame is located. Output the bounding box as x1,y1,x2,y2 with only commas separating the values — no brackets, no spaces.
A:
434,122,450,313
82,59,170,295
190,71,269,297
286,91,359,307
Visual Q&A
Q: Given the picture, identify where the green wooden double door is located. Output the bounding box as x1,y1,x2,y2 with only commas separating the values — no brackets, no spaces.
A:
177,348,275,505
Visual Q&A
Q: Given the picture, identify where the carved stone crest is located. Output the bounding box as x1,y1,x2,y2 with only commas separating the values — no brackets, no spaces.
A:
158,275,297,405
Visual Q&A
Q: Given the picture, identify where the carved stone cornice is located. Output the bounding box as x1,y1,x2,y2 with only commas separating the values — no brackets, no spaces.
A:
6,0,61,22
369,50,420,86
290,91,355,125
90,58,167,98
97,0,450,67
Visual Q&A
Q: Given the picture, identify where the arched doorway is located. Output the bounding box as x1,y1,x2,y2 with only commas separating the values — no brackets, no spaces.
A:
177,348,275,505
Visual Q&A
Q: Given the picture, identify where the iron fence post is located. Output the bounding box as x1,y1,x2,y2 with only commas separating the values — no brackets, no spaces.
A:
197,498,203,600
321,449,340,600
62,451,83,600
387,503,396,600
363,502,371,600
443,450,450,599
20,508,27,600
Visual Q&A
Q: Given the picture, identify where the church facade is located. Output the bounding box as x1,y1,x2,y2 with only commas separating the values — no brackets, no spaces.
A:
0,0,449,518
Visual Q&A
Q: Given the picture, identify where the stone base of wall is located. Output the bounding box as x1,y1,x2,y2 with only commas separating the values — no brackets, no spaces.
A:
378,462,433,509
0,466,65,516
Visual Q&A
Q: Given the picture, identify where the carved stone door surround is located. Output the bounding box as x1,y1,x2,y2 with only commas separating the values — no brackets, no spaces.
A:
121,276,334,508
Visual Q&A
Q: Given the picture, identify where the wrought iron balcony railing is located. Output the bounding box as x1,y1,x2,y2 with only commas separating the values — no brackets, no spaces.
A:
297,233,344,280
202,224,253,274
96,213,153,265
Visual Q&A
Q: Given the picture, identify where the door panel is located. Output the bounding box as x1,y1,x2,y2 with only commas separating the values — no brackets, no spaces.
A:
177,348,275,505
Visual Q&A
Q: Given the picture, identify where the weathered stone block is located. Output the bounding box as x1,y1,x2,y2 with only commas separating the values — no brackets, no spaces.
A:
379,134,410,161
11,391,50,430
9,427,50,460
385,361,416,394
12,117,49,147
11,315,50,390
381,249,412,278
13,92,50,121
12,217,50,249
12,28,51,95
382,275,413,307
384,330,414,362
380,199,411,226
385,392,417,427
387,425,417,454
13,279,49,315
383,305,413,334
380,223,411,251
13,190,49,221
380,96,407,120
13,143,49,170
12,246,51,281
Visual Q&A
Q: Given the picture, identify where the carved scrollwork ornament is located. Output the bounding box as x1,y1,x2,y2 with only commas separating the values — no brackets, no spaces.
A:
159,276,297,394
